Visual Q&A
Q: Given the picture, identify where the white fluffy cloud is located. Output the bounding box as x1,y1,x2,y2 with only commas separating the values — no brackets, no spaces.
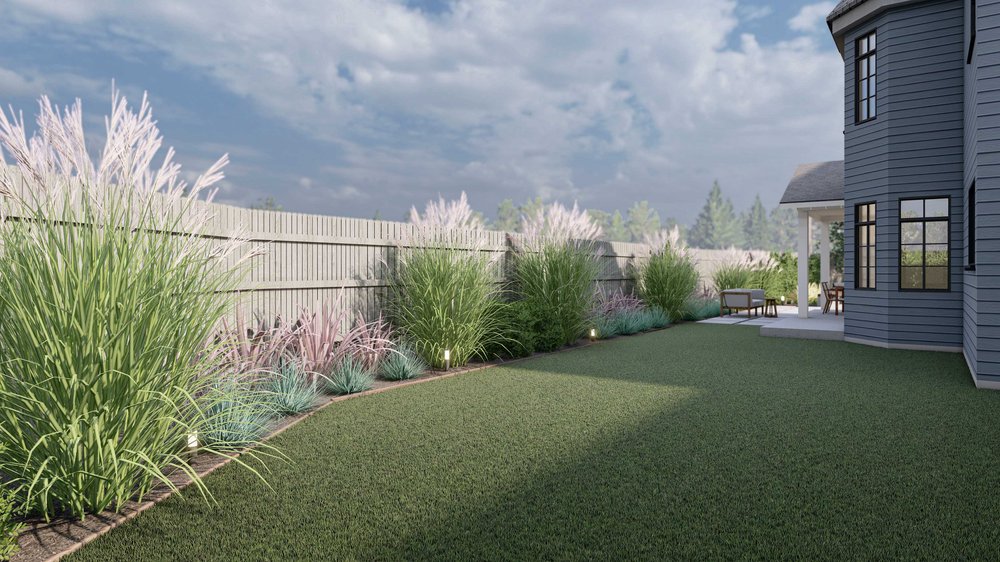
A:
789,2,837,32
1,0,845,221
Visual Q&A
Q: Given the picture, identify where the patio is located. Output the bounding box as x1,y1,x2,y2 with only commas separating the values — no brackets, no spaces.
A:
700,305,845,341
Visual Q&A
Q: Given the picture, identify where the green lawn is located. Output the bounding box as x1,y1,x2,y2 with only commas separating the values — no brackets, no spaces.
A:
71,324,1000,560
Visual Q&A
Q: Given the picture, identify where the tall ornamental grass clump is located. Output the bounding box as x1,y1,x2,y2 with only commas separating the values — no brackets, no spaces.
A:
513,241,599,352
0,446,24,560
0,90,260,520
389,244,503,368
636,244,699,322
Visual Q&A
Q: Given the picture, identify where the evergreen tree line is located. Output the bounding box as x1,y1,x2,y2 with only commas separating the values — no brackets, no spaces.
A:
489,181,799,252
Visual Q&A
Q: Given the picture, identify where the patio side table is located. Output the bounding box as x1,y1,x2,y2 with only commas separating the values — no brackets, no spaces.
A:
763,297,778,318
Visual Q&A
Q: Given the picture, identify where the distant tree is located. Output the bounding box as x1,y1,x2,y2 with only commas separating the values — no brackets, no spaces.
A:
493,199,520,232
519,197,545,226
688,181,742,249
373,209,383,220
743,195,770,250
249,196,283,211
587,209,610,235
769,206,797,252
606,210,629,241
626,201,661,243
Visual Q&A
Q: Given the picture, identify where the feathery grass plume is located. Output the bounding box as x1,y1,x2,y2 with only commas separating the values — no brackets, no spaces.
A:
409,191,484,230
643,226,687,258
269,360,321,415
636,242,699,322
520,201,603,242
711,249,776,292
0,87,263,520
326,356,375,395
388,240,504,369
512,240,599,351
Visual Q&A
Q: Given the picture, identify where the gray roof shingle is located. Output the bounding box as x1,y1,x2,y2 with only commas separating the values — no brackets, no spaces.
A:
780,161,844,204
827,0,869,22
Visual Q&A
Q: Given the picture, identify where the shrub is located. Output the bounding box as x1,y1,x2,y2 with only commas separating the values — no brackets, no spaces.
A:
513,242,598,352
0,448,24,561
389,244,503,368
683,298,722,321
269,361,321,415
326,356,375,395
593,289,644,318
640,307,671,329
0,90,260,520
215,313,295,376
712,261,754,292
198,379,274,451
354,314,394,373
596,313,621,339
483,300,538,359
380,344,428,381
637,244,699,321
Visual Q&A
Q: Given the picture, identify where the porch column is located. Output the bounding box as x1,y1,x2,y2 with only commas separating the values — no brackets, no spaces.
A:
797,209,810,319
818,219,830,309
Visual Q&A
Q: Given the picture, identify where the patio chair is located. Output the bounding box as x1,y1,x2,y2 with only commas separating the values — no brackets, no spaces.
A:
821,282,843,314
720,289,765,317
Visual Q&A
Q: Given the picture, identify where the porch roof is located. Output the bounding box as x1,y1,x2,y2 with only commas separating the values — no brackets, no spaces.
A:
779,160,844,210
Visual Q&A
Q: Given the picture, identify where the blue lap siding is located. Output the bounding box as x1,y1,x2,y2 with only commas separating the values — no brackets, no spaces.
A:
842,0,966,350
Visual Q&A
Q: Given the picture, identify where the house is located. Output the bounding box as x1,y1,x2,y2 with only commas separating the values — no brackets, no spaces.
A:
779,0,1000,388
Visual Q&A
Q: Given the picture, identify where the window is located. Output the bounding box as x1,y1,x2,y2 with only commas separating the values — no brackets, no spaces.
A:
855,30,877,123
856,202,876,289
968,182,976,269
900,198,950,291
969,0,977,64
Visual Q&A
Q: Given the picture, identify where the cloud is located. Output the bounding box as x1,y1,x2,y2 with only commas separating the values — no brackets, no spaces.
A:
1,0,844,222
738,5,773,22
789,2,836,32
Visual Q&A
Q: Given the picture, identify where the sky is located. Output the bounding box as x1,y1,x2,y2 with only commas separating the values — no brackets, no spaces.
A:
0,0,845,225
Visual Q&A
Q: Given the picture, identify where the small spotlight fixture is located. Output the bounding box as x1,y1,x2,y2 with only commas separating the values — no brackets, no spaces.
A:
589,328,597,342
443,348,451,371
187,432,199,450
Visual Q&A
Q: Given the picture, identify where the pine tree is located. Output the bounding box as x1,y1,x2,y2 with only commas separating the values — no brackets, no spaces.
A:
626,201,661,242
743,195,770,250
587,209,611,238
688,181,742,249
606,210,628,241
769,206,798,252
493,199,520,232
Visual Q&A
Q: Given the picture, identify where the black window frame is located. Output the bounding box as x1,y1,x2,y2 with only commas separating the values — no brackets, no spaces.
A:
855,201,877,290
969,0,977,64
855,30,877,124
898,196,951,292
967,182,976,270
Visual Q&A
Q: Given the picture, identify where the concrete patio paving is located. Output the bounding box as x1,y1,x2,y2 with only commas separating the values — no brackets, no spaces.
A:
699,305,844,341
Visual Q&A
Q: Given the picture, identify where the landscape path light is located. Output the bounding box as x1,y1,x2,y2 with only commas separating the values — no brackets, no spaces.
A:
444,348,451,371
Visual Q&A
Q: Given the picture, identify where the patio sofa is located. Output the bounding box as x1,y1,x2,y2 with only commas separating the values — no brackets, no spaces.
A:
720,288,765,317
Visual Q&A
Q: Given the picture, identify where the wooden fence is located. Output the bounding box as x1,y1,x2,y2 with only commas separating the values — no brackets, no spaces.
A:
194,200,770,322
0,169,770,322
